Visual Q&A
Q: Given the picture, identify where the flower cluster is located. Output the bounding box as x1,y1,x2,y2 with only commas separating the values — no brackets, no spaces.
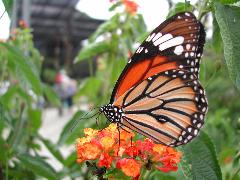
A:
121,0,138,15
110,0,139,15
76,124,182,178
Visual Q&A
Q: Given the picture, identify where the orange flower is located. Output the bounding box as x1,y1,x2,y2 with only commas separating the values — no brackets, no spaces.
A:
100,136,115,151
18,19,28,28
84,128,99,137
119,128,134,140
121,0,138,15
152,144,166,162
156,164,178,173
75,124,182,178
98,152,114,168
116,158,141,177
124,142,139,157
165,147,182,164
136,138,154,160
76,142,101,163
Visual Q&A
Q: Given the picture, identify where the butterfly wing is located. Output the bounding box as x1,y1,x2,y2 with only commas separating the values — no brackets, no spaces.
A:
114,69,208,146
110,12,205,103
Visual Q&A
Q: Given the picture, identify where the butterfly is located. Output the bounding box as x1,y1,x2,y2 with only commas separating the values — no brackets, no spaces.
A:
99,12,208,147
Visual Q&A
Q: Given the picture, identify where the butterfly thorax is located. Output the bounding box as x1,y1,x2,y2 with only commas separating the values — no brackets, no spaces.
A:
100,104,123,123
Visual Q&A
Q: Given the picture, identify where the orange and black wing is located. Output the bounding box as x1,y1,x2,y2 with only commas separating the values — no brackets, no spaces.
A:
110,12,205,103
114,69,208,146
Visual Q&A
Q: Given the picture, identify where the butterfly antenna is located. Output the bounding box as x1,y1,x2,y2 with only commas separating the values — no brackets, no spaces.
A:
70,108,100,132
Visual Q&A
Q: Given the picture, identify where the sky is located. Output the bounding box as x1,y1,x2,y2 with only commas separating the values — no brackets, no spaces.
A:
0,0,10,39
76,0,171,30
0,0,199,40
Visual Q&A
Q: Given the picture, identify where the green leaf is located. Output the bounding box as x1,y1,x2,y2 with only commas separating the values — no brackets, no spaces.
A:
64,152,76,166
214,3,240,89
0,43,42,94
43,84,61,107
57,110,86,146
0,137,8,161
148,170,177,180
109,1,122,11
75,41,112,63
19,154,57,179
218,0,240,4
1,85,32,107
90,14,120,41
183,132,222,180
39,136,65,164
0,100,12,126
77,77,102,101
167,2,194,18
28,109,41,132
178,147,193,179
2,0,13,14
212,17,223,53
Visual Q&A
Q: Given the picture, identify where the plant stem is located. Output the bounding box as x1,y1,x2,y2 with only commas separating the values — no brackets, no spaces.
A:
143,170,151,179
185,0,187,11
230,167,240,180
5,157,8,180
197,0,209,20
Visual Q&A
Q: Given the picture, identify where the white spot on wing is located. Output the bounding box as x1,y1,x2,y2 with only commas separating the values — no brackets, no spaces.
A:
153,33,172,46
152,32,163,42
146,33,155,42
174,45,184,55
159,36,184,50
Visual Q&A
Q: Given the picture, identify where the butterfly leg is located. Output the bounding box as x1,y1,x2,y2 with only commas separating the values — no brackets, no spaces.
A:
117,123,121,156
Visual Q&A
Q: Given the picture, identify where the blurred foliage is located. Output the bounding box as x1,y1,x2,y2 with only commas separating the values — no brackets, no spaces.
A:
0,0,240,179
0,27,60,179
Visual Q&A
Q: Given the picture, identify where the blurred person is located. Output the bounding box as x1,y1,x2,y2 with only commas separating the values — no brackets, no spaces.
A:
55,69,77,115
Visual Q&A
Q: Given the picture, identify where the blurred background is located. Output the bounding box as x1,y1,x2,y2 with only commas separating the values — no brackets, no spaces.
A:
0,0,240,179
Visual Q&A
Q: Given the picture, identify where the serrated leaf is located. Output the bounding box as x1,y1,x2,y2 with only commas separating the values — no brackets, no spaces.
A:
214,3,240,89
212,17,223,53
75,41,111,63
183,132,222,180
178,146,193,179
19,154,57,179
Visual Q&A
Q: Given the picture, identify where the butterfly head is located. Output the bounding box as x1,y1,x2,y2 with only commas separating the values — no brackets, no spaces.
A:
100,104,123,123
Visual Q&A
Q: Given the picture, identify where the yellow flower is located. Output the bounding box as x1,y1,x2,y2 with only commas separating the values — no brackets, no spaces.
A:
84,128,99,137
100,136,115,151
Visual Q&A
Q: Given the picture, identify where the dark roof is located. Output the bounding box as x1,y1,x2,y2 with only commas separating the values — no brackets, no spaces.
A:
15,0,103,77
29,0,104,41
